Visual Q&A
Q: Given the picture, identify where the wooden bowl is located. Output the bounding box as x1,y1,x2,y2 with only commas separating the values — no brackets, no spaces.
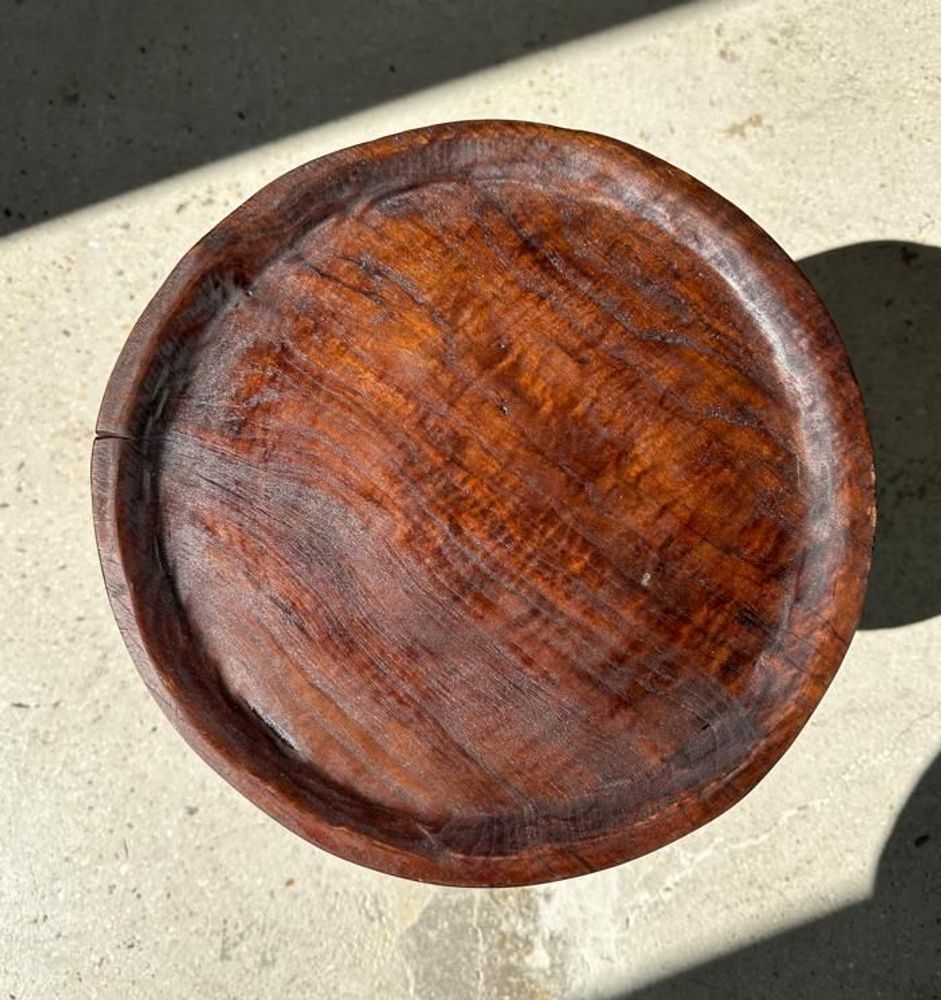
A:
92,121,874,886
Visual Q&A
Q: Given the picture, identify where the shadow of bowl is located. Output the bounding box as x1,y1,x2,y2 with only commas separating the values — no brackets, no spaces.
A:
800,242,941,629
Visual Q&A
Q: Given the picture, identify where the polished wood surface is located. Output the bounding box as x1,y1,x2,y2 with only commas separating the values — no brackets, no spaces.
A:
92,121,874,885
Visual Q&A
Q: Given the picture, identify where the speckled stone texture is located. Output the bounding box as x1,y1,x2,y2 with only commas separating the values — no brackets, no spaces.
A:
2,1,939,997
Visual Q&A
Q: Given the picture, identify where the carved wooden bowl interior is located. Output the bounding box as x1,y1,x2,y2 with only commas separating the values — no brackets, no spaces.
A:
92,121,874,886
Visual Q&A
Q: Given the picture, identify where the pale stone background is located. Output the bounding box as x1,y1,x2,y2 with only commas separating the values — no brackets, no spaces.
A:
2,1,939,996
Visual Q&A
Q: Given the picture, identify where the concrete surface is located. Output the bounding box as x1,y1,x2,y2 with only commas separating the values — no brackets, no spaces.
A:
2,1,940,997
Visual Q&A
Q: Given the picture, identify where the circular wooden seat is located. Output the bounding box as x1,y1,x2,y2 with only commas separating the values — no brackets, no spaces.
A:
92,121,874,886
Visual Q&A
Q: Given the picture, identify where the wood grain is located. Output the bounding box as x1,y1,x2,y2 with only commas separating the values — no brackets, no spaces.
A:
92,121,875,886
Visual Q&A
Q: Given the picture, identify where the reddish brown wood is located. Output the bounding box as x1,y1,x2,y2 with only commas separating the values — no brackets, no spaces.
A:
92,121,875,886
